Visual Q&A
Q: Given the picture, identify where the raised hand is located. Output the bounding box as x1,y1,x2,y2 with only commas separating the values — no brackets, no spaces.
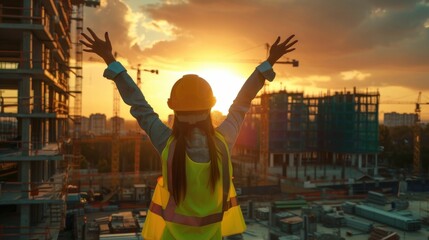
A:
80,28,115,65
267,35,298,66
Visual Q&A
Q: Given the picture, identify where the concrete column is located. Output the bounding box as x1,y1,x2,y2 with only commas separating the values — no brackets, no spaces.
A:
314,153,318,179
49,86,54,113
45,119,50,143
333,153,336,165
44,160,49,181
365,154,368,169
374,154,378,176
269,153,274,167
19,205,30,236
22,0,33,25
282,153,287,177
33,80,42,112
289,153,294,167
20,9,33,235
304,152,307,178
32,34,42,69
358,154,362,169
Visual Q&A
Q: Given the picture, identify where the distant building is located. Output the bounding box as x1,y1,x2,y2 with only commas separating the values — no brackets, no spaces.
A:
81,116,90,134
384,112,416,127
110,116,125,135
89,113,107,135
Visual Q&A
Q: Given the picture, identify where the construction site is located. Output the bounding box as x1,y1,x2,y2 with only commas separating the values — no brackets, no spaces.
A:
233,88,381,189
0,0,100,239
1,0,429,240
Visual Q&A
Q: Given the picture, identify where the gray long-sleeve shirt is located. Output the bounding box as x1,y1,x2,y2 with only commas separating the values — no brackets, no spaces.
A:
103,61,275,162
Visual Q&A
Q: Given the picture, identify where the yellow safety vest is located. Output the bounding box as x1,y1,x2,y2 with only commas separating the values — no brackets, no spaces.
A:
142,131,246,239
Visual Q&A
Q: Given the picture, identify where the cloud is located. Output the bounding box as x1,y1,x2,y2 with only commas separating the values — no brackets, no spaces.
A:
306,75,332,83
84,0,429,92
340,70,372,81
83,0,145,64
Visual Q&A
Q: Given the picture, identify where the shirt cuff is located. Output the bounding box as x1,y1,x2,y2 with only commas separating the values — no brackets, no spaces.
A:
256,61,276,82
103,61,126,80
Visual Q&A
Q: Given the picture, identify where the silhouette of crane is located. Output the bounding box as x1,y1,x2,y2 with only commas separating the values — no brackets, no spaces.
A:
382,92,429,176
412,92,428,176
88,53,159,187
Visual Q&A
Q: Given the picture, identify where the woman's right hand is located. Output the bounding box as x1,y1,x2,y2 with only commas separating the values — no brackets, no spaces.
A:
80,27,116,65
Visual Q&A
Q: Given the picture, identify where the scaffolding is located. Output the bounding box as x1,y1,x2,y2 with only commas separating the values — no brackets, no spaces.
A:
0,0,77,239
234,87,380,183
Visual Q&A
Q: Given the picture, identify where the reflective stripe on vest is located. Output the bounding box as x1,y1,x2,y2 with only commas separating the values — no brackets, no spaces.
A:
149,133,237,227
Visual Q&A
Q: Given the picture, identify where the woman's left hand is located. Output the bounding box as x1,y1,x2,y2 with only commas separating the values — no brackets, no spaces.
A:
267,35,298,66
80,28,116,65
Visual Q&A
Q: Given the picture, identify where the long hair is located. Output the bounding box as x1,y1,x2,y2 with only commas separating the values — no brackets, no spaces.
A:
171,112,219,205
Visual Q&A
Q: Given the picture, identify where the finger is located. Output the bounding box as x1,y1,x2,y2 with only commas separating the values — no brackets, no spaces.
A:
79,40,93,48
83,49,94,53
285,40,298,49
281,34,295,46
272,36,281,46
81,32,95,43
105,32,111,45
87,27,101,41
285,48,296,53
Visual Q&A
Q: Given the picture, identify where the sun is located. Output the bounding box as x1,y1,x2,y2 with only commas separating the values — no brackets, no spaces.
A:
192,67,245,115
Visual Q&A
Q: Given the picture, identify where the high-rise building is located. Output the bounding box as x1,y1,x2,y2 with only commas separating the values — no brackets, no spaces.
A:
0,0,74,238
110,116,125,135
233,88,380,181
81,116,90,134
89,113,107,135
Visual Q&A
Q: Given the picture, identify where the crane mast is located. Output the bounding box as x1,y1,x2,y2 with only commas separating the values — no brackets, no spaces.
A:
71,0,100,187
413,92,422,176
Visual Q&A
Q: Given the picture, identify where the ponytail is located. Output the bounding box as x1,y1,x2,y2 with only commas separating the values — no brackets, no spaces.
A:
171,113,219,204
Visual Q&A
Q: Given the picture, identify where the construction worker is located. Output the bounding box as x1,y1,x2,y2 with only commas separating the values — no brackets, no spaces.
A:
81,28,297,239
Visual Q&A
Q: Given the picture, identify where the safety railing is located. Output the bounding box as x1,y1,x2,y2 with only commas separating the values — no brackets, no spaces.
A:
0,95,69,115
0,4,72,46
0,225,53,240
0,140,64,157
0,4,71,29
0,5,44,24
0,178,66,200
0,50,70,86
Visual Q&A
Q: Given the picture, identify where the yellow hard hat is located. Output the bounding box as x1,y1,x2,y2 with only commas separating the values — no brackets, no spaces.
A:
168,74,216,111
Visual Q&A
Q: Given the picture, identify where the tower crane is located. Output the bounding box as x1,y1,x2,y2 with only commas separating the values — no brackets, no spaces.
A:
70,0,100,188
87,53,159,187
413,92,426,176
381,92,429,176
111,58,159,189
129,64,158,183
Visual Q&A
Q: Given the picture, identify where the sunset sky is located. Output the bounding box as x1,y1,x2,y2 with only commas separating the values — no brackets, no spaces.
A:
80,0,429,121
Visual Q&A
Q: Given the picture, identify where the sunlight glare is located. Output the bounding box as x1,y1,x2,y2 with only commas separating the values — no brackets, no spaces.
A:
193,67,245,115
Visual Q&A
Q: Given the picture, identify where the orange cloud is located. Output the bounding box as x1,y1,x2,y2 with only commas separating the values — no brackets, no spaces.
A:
81,0,429,120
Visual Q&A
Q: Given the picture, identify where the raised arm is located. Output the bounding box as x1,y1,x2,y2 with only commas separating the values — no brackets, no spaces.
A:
217,35,298,148
80,28,171,153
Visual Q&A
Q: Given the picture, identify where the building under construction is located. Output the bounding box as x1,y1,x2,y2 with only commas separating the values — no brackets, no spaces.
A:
233,87,380,185
0,0,99,239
